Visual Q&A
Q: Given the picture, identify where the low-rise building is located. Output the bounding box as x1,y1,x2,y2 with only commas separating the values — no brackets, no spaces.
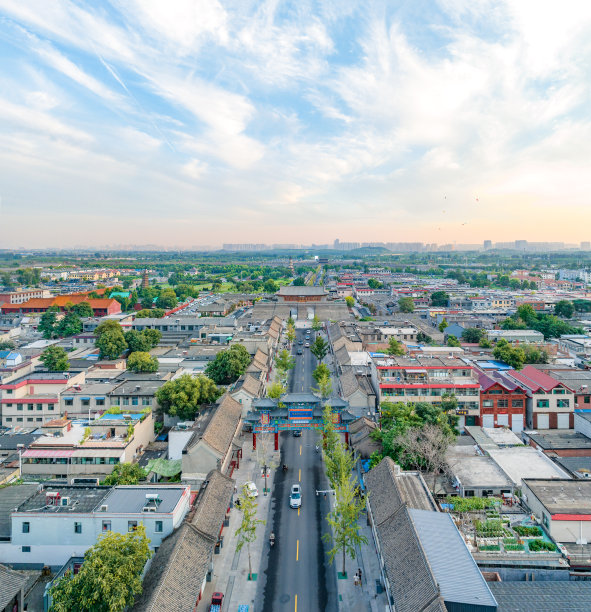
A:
0,484,190,567
486,329,545,343
478,371,528,432
521,479,591,545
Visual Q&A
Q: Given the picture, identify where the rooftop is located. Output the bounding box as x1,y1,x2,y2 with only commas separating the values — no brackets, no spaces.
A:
16,485,109,514
487,447,570,487
100,486,188,514
526,429,591,451
489,580,591,611
523,478,591,515
447,447,514,490
0,484,39,538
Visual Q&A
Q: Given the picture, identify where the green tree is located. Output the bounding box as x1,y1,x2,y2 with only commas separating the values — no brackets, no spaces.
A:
156,289,178,310
48,525,152,612
103,463,147,485
367,278,382,289
205,344,251,385
286,325,296,346
292,277,306,286
263,279,279,293
554,300,575,319
1,271,14,289
312,315,322,332
310,335,329,363
56,311,82,337
0,340,16,350
72,302,94,318
321,404,340,455
447,336,461,347
267,382,286,399
478,337,493,348
516,304,537,325
461,328,484,343
124,330,151,353
156,374,221,420
313,371,333,399
386,337,405,356
40,345,70,372
95,320,127,360
438,318,448,333
142,328,162,348
313,363,331,385
493,339,526,370
431,291,449,307
345,296,354,308
235,483,265,581
38,307,59,339
127,352,159,373
416,331,432,344
398,296,415,313
135,308,166,318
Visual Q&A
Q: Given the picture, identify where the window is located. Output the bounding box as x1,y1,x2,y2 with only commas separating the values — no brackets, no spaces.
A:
512,399,523,408
48,406,54,411
557,399,570,408
6,389,12,394
122,398,129,406
65,399,73,406
102,521,111,532
27,418,33,422
22,522,30,533
585,396,590,404
36,404,43,410
74,522,82,534
142,398,151,406
82,399,90,407
155,521,163,533
537,399,549,408
128,521,138,532
22,546,31,553
552,388,566,394
498,399,508,408
36,417,42,422
17,405,23,411
16,417,23,422
27,404,33,411
5,417,12,422
96,399,105,406
132,397,139,406
483,400,493,407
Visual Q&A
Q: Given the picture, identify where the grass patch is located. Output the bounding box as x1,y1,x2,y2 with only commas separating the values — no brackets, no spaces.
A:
479,544,501,551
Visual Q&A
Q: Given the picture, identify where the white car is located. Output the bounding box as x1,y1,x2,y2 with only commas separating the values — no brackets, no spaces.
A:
289,484,302,509
244,481,259,498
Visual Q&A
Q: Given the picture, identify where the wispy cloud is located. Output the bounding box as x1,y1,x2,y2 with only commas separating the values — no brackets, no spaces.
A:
0,0,590,247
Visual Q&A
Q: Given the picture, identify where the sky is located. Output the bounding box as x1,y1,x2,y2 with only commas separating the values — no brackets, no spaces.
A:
1,0,591,249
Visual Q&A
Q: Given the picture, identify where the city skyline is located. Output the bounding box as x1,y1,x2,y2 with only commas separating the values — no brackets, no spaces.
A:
1,1,591,247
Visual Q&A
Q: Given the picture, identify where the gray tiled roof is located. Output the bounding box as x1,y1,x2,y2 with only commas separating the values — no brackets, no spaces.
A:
0,485,40,540
191,470,234,539
0,564,28,610
199,394,242,456
379,505,442,612
131,523,214,612
339,369,359,397
489,581,591,611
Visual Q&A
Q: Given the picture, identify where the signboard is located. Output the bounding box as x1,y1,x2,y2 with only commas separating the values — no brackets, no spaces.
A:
261,412,270,426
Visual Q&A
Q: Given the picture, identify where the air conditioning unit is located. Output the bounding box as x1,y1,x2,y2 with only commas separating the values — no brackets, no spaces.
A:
142,506,157,513
61,497,70,506
100,504,108,512
145,493,160,501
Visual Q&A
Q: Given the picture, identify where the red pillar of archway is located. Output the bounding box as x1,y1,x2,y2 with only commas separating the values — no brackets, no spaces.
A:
252,432,257,450
344,432,349,446
274,431,279,451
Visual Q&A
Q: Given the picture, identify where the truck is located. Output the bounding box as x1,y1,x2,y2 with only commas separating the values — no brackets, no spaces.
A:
210,592,224,612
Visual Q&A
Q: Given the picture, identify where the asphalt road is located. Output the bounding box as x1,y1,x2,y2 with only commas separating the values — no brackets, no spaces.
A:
288,328,316,393
260,428,338,612
259,326,338,611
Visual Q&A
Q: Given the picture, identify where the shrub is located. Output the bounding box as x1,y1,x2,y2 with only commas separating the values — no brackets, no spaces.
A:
528,539,556,552
513,525,542,537
474,519,508,537
479,544,500,551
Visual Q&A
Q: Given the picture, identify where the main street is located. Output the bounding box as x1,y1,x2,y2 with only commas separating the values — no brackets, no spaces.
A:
288,327,316,393
258,325,338,611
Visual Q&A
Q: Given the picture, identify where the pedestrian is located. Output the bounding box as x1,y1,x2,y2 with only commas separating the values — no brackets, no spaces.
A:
358,567,363,584
353,573,359,587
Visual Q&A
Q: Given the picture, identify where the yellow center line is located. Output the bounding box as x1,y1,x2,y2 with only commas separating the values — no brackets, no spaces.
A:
298,507,300,517
298,468,301,482
299,445,302,456
296,539,299,561
295,594,298,612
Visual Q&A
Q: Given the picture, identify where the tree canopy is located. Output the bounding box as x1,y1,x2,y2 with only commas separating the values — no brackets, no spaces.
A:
292,277,306,286
40,345,70,372
72,302,94,318
156,289,177,310
204,344,251,385
156,374,221,420
430,291,449,307
127,352,159,373
398,296,414,312
310,335,329,362
103,463,147,486
501,305,582,339
554,300,575,319
461,327,484,343
48,525,152,612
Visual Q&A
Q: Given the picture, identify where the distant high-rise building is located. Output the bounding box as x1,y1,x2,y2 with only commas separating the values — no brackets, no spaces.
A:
483,240,492,250
515,240,528,250
581,242,590,250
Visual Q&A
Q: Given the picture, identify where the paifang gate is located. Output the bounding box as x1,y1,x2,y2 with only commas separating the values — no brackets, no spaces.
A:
245,393,354,450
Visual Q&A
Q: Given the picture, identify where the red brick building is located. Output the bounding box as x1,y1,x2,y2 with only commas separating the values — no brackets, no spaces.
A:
0,295,121,317
478,371,528,432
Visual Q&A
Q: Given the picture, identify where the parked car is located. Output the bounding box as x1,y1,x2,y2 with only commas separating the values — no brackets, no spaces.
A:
305,342,310,348
297,348,303,355
244,481,259,498
210,592,224,612
290,484,302,508
292,429,302,437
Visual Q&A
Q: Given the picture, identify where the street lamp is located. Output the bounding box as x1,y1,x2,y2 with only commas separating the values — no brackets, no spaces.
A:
16,444,24,479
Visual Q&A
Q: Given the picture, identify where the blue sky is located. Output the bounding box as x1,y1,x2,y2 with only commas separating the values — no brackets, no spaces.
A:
0,0,590,248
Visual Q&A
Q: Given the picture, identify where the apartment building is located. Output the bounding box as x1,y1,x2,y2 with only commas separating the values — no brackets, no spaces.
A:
506,366,575,429
0,371,85,428
0,289,51,305
478,371,528,432
371,356,480,429
1,484,190,566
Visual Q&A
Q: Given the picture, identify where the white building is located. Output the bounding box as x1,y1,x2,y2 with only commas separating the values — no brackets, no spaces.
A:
0,484,191,567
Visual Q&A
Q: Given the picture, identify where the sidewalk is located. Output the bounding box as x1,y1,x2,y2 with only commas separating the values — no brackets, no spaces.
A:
196,442,278,612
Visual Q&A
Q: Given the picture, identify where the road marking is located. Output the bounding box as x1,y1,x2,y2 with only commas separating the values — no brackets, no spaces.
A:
298,468,301,482
295,594,298,612
298,507,300,517
299,445,302,456
296,539,299,561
